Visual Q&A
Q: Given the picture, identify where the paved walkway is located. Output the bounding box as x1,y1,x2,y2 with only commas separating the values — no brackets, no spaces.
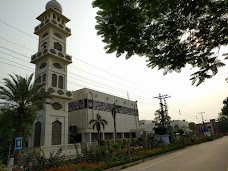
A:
121,137,228,171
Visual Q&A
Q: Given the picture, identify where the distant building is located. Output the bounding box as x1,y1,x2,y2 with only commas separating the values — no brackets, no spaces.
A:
196,119,219,136
139,120,156,135
170,120,191,134
139,119,191,135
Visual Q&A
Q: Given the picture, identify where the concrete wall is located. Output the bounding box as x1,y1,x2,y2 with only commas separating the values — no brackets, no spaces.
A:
68,88,139,142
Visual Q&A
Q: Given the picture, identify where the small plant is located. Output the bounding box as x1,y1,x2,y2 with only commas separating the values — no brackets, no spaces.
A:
0,161,6,171
19,148,64,171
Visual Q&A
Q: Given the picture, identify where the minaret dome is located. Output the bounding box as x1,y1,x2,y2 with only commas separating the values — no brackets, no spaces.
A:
45,0,62,13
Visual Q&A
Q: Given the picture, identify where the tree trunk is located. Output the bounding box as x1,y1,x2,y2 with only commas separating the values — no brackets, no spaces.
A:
114,117,117,142
98,130,100,147
14,115,23,165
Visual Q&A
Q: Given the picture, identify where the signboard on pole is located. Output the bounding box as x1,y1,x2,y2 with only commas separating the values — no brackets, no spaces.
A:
15,137,22,151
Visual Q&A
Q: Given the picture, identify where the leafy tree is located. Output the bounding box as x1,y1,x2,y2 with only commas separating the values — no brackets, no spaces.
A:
92,0,228,85
218,112,228,121
0,74,51,162
217,112,228,133
89,112,108,145
0,107,37,164
154,109,171,128
174,128,184,135
221,97,228,117
189,122,196,133
0,107,15,163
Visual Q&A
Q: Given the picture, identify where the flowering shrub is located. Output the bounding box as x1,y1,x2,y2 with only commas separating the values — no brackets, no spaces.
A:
46,162,105,171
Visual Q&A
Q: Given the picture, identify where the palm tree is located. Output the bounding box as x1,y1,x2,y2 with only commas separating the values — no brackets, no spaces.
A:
0,73,51,161
89,113,107,145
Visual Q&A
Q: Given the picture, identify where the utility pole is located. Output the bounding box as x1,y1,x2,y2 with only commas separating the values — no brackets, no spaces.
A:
198,112,206,134
198,112,205,123
163,95,171,126
154,93,164,127
154,94,171,127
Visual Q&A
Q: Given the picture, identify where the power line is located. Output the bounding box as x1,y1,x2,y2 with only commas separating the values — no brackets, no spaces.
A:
0,19,37,40
0,57,157,104
0,21,158,94
0,46,31,59
0,46,159,103
0,37,36,52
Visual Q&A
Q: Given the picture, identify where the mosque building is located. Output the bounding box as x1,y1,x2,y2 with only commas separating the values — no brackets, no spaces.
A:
28,0,139,150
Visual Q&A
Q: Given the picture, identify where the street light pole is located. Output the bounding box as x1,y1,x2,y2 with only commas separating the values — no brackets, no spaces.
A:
198,112,205,123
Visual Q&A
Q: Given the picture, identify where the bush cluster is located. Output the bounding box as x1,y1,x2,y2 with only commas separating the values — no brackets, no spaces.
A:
2,134,223,171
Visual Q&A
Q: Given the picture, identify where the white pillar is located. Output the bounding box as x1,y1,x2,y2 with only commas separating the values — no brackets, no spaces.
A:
121,133,125,139
89,133,92,143
101,133,105,140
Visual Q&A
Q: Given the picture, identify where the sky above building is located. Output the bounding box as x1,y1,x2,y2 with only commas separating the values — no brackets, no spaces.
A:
0,0,227,123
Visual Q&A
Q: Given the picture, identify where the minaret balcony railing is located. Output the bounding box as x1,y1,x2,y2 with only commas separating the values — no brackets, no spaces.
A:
39,86,73,100
34,18,71,36
31,48,72,64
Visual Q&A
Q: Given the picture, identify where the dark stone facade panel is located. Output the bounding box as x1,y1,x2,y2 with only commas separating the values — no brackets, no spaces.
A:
68,99,138,116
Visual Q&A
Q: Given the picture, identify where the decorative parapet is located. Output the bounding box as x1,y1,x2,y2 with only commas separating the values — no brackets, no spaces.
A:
69,99,139,116
31,48,72,64
39,87,73,100
34,18,71,36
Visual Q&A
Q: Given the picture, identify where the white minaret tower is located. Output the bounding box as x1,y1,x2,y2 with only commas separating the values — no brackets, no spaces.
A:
29,0,72,147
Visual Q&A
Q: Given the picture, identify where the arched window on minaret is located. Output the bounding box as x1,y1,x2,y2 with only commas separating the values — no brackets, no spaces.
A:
42,74,46,82
34,121,41,147
58,76,63,89
37,76,42,84
52,74,57,87
54,42,62,52
52,120,61,145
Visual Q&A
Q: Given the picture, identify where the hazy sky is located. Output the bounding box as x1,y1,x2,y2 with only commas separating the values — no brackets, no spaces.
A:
0,0,227,123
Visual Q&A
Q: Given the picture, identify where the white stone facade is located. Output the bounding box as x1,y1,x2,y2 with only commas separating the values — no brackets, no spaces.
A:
29,0,72,148
69,88,140,143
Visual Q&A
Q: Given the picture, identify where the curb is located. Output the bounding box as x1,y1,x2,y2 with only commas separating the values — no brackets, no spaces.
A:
104,138,223,171
104,147,186,171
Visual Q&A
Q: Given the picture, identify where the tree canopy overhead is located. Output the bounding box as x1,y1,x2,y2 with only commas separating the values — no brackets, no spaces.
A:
92,0,228,85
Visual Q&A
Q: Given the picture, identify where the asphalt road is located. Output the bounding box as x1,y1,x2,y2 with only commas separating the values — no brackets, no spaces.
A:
121,136,228,171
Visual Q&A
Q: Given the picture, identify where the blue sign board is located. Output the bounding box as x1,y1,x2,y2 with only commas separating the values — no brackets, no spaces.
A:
15,137,22,151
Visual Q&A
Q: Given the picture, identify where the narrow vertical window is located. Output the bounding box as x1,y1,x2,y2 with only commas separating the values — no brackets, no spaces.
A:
34,122,41,147
42,74,46,82
37,76,41,83
52,74,57,87
58,76,63,89
52,121,61,145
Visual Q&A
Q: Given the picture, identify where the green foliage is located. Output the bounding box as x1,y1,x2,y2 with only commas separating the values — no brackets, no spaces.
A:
0,74,51,136
0,161,6,171
116,139,123,147
221,97,228,117
0,107,15,163
93,0,228,86
217,119,228,133
89,113,108,144
0,106,37,164
174,128,184,135
0,74,51,163
122,138,129,148
189,122,196,133
18,148,64,171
